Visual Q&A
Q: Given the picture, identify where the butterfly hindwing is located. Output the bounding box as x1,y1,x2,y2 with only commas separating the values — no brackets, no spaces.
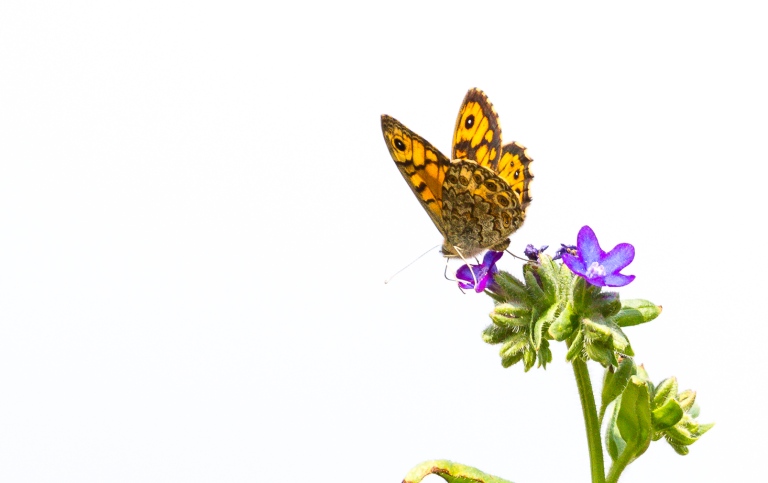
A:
381,114,451,238
452,88,502,170
498,142,533,211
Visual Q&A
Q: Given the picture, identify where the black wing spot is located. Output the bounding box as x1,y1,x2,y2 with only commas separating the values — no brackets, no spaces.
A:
465,114,475,129
394,138,406,151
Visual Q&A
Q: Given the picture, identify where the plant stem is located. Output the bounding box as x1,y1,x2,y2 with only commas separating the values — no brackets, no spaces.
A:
605,447,633,483
572,357,606,483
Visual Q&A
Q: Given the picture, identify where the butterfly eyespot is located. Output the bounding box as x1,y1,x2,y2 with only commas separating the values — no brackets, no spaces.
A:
472,173,484,184
484,180,498,192
459,175,470,186
394,138,406,151
501,212,512,226
496,193,510,207
447,174,458,184
465,114,475,129
514,169,521,179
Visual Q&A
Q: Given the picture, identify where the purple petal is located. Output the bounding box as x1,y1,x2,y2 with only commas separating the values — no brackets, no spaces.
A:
577,226,603,264
603,273,636,287
456,264,475,283
482,250,504,267
600,243,635,273
561,252,587,276
474,274,491,292
584,276,607,287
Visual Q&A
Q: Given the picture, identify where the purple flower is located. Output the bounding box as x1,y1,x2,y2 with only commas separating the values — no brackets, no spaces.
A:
553,244,577,261
561,226,635,287
457,250,503,292
524,244,549,261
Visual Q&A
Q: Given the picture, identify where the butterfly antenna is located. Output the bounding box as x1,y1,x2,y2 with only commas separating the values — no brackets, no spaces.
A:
384,245,441,284
506,249,533,263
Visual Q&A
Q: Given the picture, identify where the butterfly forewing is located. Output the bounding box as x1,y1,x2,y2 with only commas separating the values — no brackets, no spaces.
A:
381,114,451,238
452,88,502,170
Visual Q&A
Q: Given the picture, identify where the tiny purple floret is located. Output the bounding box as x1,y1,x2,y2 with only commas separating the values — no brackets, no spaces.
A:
561,226,636,287
524,244,549,261
456,250,503,293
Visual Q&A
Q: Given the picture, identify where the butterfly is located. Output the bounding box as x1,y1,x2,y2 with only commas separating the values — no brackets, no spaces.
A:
381,88,533,258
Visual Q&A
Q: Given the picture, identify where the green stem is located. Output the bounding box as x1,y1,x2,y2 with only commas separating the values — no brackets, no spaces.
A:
605,446,633,483
572,357,606,483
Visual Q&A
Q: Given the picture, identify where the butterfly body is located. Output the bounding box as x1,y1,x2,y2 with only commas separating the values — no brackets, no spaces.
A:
381,89,533,258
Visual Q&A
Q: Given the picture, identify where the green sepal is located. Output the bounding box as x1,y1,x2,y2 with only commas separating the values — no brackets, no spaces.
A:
523,345,536,371
652,398,684,430
600,357,634,421
532,303,558,350
535,255,560,303
667,439,690,456
583,315,612,343
566,329,585,362
523,265,547,306
652,377,678,409
663,420,699,446
492,271,531,306
490,304,531,328
594,291,621,317
615,375,653,461
613,299,662,327
585,339,619,367
537,339,552,369
548,303,578,341
482,324,517,345
605,398,624,461
499,332,529,360
572,277,602,315
501,351,525,368
402,460,513,483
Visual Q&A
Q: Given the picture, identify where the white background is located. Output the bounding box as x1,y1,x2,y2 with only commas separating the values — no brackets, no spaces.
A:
1,1,765,482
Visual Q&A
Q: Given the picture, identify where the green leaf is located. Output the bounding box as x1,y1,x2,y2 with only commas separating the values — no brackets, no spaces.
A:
613,299,662,327
601,357,634,421
403,460,514,483
651,398,684,430
616,376,653,461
